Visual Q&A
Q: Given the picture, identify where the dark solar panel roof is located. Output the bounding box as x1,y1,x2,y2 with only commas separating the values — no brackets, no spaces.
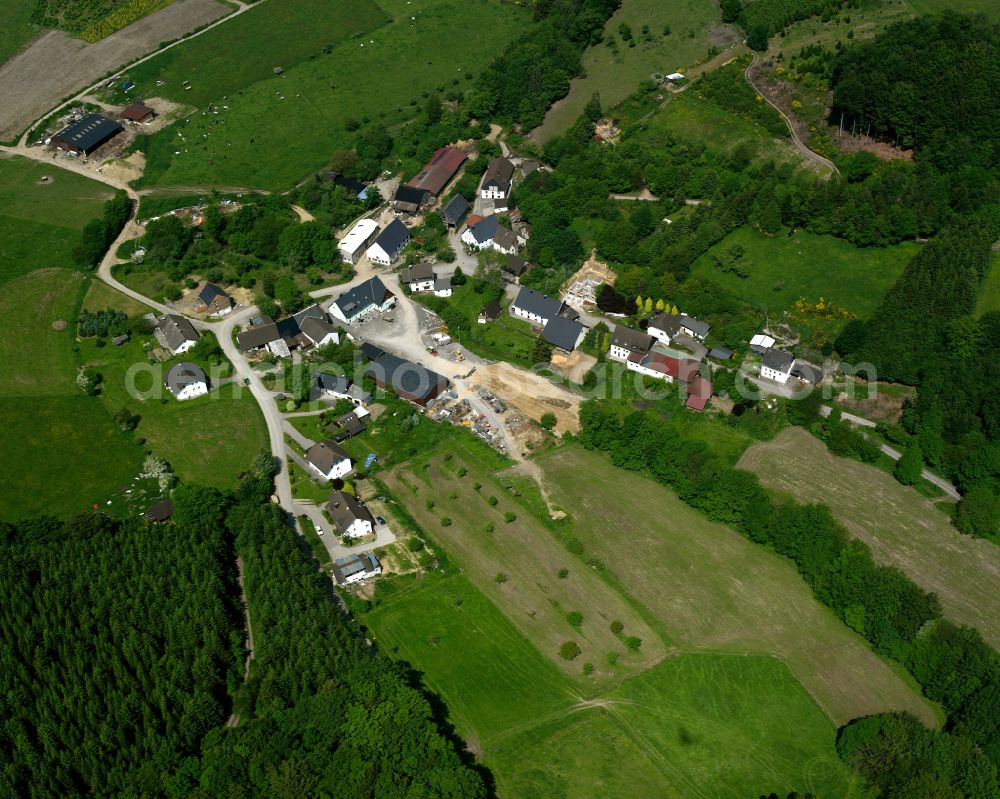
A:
53,114,123,153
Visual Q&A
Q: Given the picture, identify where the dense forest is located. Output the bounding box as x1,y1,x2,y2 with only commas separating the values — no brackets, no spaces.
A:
577,400,1000,797
0,458,484,797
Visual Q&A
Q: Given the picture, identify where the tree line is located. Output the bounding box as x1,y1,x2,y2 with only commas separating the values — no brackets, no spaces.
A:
73,190,131,269
577,400,1000,796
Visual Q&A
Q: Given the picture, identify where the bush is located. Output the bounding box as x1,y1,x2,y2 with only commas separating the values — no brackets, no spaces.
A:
440,517,452,527
406,537,424,552
610,620,623,634
539,412,557,430
558,568,569,579
566,611,583,627
494,572,507,583
559,641,581,661
606,651,620,666
504,511,516,523
487,496,498,506
624,636,642,652
582,662,594,676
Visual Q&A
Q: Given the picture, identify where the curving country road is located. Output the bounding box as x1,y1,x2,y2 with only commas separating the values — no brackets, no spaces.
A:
744,52,840,176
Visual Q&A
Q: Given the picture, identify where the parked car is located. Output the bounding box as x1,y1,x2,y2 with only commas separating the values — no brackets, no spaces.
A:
315,525,324,536
375,515,386,526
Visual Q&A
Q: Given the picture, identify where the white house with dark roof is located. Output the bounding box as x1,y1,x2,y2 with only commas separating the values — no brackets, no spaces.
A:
326,490,375,539
198,283,233,316
310,372,371,405
332,552,382,585
609,325,654,362
366,219,410,266
679,314,710,341
330,276,396,324
164,361,208,400
760,348,795,384
481,157,514,200
461,214,500,251
510,286,566,326
491,227,519,256
433,276,452,297
399,262,436,293
305,440,353,481
154,314,199,354
647,313,681,346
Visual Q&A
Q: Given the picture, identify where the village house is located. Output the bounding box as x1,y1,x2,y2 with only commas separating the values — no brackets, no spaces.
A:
679,314,710,341
364,350,450,406
433,276,452,298
392,185,429,215
510,287,585,352
492,227,519,256
238,304,339,356
624,351,713,411
479,298,502,323
326,490,375,538
154,314,199,354
310,373,371,405
366,219,410,266
608,325,654,362
198,282,233,316
51,114,122,155
440,194,470,228
331,409,368,442
332,552,382,585
164,361,208,401
481,157,514,200
760,348,795,384
305,439,353,481
461,214,500,251
330,276,396,324
399,262,436,293
501,254,529,283
647,312,681,346
338,218,380,264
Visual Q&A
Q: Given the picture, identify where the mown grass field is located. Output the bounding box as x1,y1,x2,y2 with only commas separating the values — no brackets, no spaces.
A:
532,0,723,141
689,225,919,326
739,427,1000,651
0,155,113,285
132,0,526,190
0,0,40,65
366,571,862,799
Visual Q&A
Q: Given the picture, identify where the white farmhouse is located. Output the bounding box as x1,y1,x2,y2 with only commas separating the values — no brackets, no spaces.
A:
326,490,375,539
400,262,436,293
366,218,410,266
154,314,199,354
647,312,681,346
305,439,353,481
760,348,795,384
461,214,499,250
164,361,208,401
330,276,396,324
480,157,514,200
608,325,654,363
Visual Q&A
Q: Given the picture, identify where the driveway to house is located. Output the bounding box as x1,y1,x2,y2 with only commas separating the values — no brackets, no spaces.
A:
818,405,960,500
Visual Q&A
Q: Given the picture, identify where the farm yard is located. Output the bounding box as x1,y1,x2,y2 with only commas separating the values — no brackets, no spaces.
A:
132,0,527,190
364,440,879,797
739,427,1000,650
688,226,919,333
531,0,724,142
0,0,230,142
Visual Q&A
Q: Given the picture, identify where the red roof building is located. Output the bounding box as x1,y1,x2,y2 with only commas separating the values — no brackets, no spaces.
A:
406,147,468,196
685,375,713,411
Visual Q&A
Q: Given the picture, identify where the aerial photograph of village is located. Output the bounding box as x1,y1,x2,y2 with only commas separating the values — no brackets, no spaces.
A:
1,0,999,795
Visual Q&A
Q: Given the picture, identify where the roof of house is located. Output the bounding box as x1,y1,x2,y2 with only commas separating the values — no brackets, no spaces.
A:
306,439,351,474
543,316,585,352
648,313,681,336
480,298,502,319
400,262,435,284
364,353,449,401
332,551,380,582
521,159,541,176
512,286,564,320
465,213,483,227
164,361,207,394
611,325,654,353
393,184,429,208
441,194,470,225
503,254,528,276
750,333,775,350
121,102,155,121
237,322,280,350
791,362,823,384
371,219,410,255
465,214,500,244
360,342,386,361
434,277,451,292
763,348,795,372
679,314,710,338
198,282,230,305
333,276,394,318
686,375,712,411
144,499,174,522
406,146,468,195
326,490,374,533
338,218,379,251
493,227,518,250
315,372,351,395
53,114,122,151
636,353,700,383
323,172,368,195
157,314,199,351
336,411,367,437
300,314,338,344
709,347,733,360
482,157,514,188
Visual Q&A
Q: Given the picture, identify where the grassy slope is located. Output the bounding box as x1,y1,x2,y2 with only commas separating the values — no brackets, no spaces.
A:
0,270,143,520
739,427,1000,651
904,0,1000,20
134,0,525,190
366,571,861,799
0,0,41,65
536,444,937,727
689,225,919,320
532,0,721,141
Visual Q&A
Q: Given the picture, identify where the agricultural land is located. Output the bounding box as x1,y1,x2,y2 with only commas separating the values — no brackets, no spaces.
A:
739,427,1000,650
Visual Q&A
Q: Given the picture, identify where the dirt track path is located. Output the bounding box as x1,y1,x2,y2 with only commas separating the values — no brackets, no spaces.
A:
743,53,839,175
225,555,255,727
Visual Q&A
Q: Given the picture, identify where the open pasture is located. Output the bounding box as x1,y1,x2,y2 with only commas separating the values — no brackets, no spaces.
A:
739,427,1000,650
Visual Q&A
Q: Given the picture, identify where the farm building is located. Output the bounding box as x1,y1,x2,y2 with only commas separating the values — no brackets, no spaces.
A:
364,351,450,407
461,214,500,250
393,185,429,214
366,219,410,267
440,194,470,228
51,114,123,155
609,325,654,362
330,276,396,324
542,315,585,353
406,146,468,196
322,171,370,200
237,304,338,356
120,102,155,123
338,218,380,264
761,349,795,384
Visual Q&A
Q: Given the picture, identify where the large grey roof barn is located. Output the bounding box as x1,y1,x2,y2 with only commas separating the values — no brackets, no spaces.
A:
512,286,564,320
